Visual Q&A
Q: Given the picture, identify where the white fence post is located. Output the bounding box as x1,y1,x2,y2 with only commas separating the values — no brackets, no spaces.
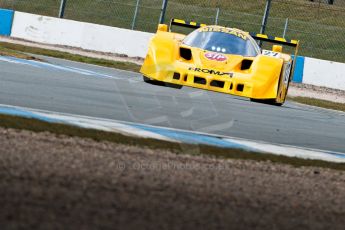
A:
159,0,169,24
131,0,140,30
283,18,289,38
58,0,67,18
215,8,220,25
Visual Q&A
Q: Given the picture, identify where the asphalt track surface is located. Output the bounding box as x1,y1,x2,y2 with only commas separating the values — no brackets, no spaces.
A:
0,55,345,152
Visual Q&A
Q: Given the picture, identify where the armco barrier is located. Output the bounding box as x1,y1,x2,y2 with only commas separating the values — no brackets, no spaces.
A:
11,11,153,58
0,9,14,36
303,57,345,91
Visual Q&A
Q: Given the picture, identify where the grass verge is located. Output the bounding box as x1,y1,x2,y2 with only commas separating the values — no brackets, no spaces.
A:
1,114,345,171
289,97,345,112
0,45,42,60
0,41,141,72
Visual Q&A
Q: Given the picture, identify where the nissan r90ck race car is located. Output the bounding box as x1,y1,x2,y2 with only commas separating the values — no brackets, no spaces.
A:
140,19,300,106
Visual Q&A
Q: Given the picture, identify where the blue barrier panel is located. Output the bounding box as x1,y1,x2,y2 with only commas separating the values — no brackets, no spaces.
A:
292,56,305,83
0,9,14,36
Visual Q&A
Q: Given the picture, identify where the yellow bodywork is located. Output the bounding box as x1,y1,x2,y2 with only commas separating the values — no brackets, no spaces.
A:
141,23,298,105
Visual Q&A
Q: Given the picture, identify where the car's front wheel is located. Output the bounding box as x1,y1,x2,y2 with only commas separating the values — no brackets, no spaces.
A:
142,76,183,89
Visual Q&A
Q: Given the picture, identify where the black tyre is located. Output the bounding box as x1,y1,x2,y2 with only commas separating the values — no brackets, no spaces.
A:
143,76,183,89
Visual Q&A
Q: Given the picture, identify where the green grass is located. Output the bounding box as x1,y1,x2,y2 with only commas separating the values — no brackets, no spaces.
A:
0,41,141,72
0,45,41,60
289,96,345,112
1,113,345,171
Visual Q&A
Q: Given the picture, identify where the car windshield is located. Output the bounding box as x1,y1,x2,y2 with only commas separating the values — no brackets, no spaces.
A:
183,27,259,57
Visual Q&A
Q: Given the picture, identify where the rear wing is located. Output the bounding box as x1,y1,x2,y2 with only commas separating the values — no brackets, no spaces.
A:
249,33,298,48
169,19,207,30
169,18,299,48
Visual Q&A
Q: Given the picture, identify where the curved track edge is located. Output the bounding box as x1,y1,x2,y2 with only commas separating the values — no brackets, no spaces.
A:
0,103,344,163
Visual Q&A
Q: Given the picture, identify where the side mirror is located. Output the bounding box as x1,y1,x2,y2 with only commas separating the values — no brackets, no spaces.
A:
272,45,283,53
157,24,168,32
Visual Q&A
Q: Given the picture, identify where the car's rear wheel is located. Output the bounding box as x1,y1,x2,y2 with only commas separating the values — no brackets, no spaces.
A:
143,76,183,89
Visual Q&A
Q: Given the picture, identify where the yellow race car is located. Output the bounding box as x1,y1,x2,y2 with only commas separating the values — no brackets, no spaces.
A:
140,19,299,106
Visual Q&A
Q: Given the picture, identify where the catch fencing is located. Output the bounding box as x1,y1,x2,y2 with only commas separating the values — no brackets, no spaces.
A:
1,0,345,62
